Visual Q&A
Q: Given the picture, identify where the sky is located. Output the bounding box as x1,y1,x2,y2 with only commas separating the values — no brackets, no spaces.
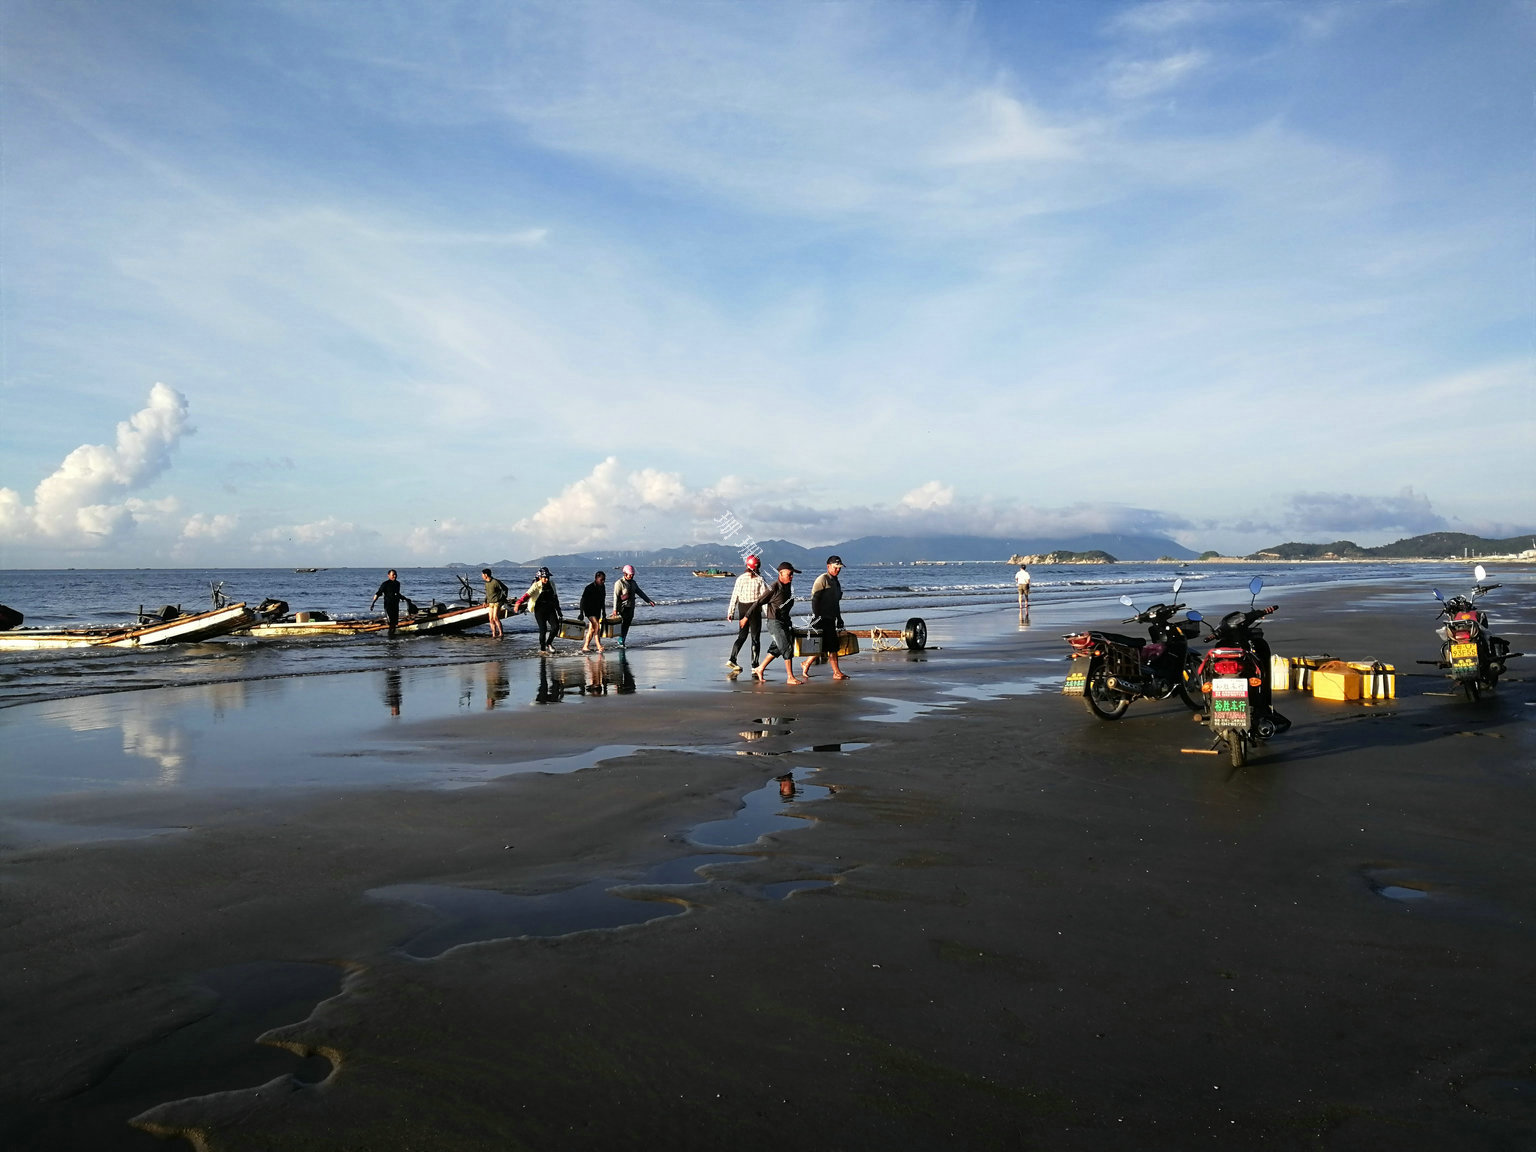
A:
1,0,1532,568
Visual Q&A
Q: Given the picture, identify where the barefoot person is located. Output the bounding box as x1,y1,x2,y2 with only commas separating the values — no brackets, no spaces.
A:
1015,562,1031,615
481,568,509,639
371,569,405,635
750,562,803,685
579,571,607,653
725,555,768,674
799,555,849,681
611,565,656,647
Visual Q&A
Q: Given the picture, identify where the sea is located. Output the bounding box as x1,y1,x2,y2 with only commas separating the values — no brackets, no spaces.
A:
0,560,1484,711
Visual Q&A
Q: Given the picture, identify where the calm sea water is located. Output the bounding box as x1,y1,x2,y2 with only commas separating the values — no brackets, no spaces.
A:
0,560,1482,709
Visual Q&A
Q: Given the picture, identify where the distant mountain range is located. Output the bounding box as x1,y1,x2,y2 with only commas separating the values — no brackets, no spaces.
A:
450,533,1199,569
1245,532,1536,561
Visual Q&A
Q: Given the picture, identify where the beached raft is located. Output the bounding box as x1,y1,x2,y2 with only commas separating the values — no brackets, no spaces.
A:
0,603,255,651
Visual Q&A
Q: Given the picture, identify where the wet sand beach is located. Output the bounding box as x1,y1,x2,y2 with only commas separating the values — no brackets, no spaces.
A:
2,576,1534,1150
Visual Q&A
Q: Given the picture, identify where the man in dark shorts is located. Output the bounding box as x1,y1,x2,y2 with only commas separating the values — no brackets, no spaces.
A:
800,555,849,681
748,561,802,685
579,571,607,653
481,568,509,639
371,569,404,635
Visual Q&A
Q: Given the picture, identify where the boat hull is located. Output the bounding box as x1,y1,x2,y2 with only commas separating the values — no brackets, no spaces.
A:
0,604,255,651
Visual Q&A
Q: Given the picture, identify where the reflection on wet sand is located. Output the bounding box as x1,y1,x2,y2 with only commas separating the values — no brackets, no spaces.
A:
383,668,402,716
535,654,637,704
48,681,255,783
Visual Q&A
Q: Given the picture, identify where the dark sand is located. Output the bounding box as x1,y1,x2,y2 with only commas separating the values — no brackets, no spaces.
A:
3,578,1534,1150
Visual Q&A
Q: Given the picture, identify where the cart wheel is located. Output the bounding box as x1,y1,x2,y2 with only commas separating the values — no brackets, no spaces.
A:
904,617,927,651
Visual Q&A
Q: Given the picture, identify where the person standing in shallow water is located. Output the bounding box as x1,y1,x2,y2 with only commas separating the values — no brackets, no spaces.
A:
371,569,404,635
610,565,656,647
481,568,509,639
726,555,768,674
1015,562,1031,617
579,571,607,653
800,555,849,681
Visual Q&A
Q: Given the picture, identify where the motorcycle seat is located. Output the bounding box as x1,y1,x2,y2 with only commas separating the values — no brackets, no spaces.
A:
1098,632,1146,647
1141,643,1167,661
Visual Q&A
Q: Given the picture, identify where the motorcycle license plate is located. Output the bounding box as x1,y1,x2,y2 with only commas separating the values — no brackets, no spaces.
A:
1062,663,1087,696
1209,677,1249,729
1450,642,1478,661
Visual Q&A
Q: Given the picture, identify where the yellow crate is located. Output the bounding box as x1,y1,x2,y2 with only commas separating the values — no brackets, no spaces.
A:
1348,661,1396,700
1312,661,1361,702
793,629,860,658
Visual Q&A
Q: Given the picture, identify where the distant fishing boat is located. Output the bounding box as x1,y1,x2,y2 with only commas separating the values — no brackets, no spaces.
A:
293,567,323,573
691,567,736,578
0,603,255,651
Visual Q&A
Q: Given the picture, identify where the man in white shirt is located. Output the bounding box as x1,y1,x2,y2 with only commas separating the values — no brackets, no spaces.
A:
1015,563,1031,613
726,555,769,673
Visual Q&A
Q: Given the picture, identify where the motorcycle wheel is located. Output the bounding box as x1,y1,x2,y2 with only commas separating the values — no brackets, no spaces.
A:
1083,671,1130,720
1226,730,1246,768
1459,679,1481,703
1178,652,1204,712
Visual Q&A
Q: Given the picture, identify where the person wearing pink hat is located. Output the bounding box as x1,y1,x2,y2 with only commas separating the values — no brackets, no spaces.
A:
610,564,656,647
725,554,769,674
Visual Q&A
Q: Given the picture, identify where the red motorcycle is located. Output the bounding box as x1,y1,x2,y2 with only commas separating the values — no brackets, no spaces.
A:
1188,576,1288,767
1062,578,1204,720
1422,564,1520,701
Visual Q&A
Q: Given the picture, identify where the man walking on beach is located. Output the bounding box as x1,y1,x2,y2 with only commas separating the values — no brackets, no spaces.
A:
371,569,404,635
481,568,509,639
579,571,607,653
750,561,803,684
1015,562,1031,616
611,565,656,647
726,554,768,674
800,555,849,681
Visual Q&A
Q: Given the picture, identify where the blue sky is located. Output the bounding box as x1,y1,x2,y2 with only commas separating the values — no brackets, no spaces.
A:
2,0,1532,566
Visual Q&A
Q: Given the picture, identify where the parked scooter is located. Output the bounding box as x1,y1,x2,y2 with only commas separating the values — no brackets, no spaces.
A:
1189,576,1289,767
1420,564,1521,701
1062,578,1205,720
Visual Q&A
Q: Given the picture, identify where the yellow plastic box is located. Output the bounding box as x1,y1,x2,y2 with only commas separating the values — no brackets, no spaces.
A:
1312,661,1362,702
793,629,860,658
1348,661,1396,700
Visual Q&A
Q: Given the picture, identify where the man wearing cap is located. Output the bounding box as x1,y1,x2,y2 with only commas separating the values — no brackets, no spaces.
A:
747,562,803,684
610,564,656,647
725,555,769,674
801,555,849,681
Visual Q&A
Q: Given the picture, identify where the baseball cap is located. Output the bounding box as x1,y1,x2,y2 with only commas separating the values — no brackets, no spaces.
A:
778,561,801,573
826,555,843,566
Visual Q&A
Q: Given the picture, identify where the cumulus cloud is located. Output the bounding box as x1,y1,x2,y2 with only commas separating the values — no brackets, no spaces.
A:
0,383,193,545
514,457,711,549
254,517,379,550
181,512,238,540
899,482,955,511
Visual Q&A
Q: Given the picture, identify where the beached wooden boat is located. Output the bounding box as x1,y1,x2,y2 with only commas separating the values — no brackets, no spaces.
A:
237,612,392,639
0,603,255,651
393,601,506,636
692,567,736,577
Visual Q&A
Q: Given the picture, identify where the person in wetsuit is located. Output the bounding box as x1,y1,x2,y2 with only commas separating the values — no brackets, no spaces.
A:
610,565,656,647
371,570,404,634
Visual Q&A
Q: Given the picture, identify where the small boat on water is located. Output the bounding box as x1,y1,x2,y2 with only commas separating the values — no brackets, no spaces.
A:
233,595,508,639
692,567,736,578
0,603,255,651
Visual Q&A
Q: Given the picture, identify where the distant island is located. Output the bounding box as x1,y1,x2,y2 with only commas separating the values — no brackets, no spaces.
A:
444,529,1534,572
1241,531,1536,562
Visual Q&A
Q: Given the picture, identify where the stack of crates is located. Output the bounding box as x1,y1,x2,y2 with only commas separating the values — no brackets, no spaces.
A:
1273,655,1394,701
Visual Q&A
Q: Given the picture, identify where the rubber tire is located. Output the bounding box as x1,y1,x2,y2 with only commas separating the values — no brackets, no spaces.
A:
1178,652,1204,711
1227,730,1246,768
1083,671,1131,720
904,617,927,651
1460,679,1481,702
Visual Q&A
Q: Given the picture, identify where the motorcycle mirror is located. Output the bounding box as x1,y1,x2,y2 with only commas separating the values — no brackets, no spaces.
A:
1186,610,1203,622
1474,564,1487,584
1171,577,1183,595
1248,576,1264,596
1119,595,1135,607
1433,588,1445,601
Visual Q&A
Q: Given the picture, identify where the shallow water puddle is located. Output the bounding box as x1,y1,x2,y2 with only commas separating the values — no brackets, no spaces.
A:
8,962,341,1151
798,742,872,753
371,769,834,958
859,696,955,724
687,768,832,847
1376,885,1430,901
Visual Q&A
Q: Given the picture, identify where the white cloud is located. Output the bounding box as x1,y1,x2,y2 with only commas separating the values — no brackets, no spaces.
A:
1106,51,1209,101
181,512,238,540
899,481,955,511
0,383,193,545
514,457,710,550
